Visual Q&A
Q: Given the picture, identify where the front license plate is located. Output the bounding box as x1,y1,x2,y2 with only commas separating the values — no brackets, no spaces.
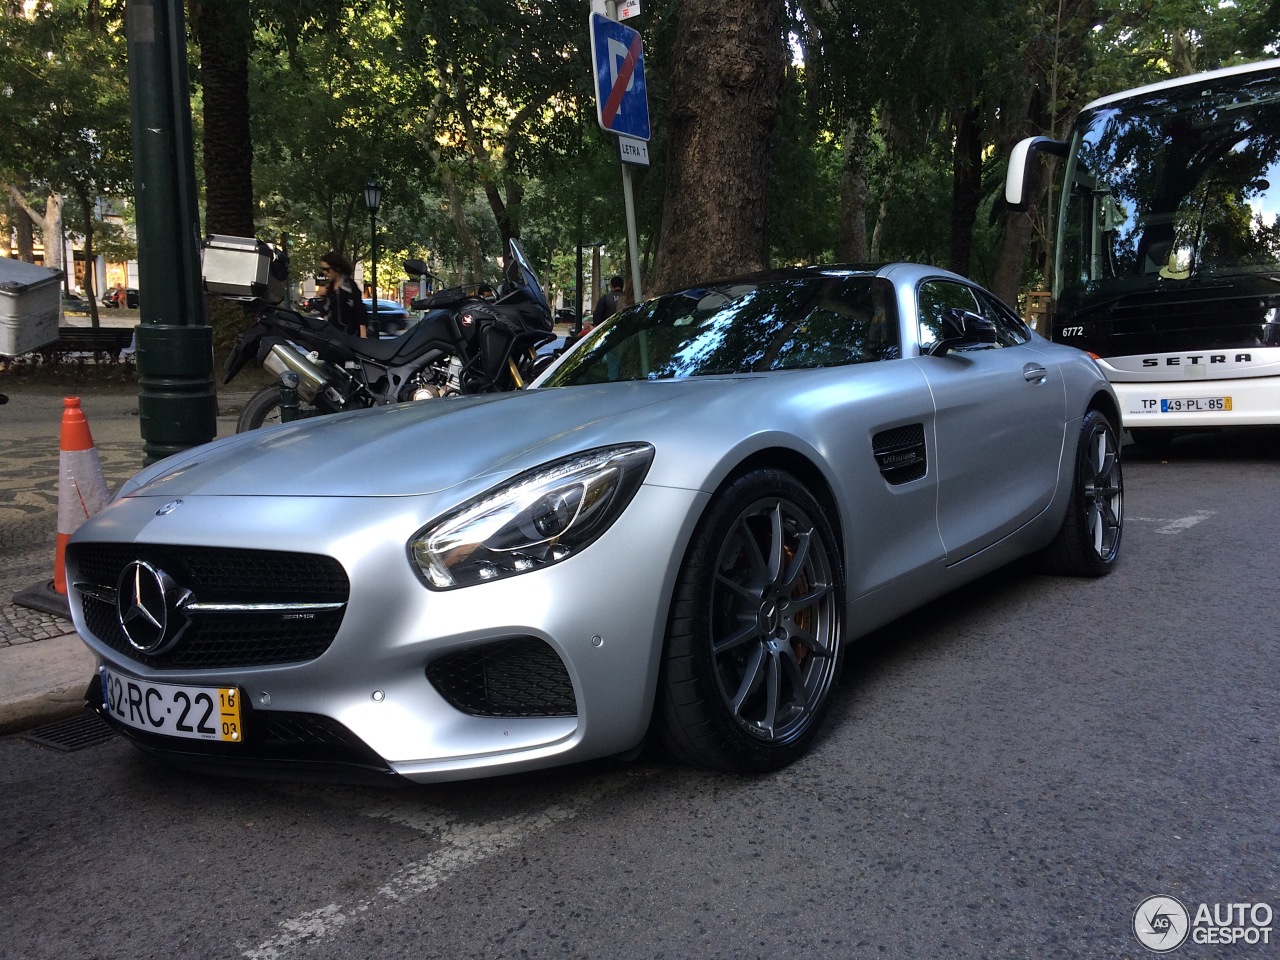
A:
1160,397,1232,413
100,666,242,743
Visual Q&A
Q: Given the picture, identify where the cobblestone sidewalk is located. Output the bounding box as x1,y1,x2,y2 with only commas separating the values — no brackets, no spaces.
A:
0,601,70,648
1,437,145,650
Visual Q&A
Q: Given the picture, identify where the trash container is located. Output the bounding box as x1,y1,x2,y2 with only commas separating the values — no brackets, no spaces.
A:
125,287,139,309
0,259,61,356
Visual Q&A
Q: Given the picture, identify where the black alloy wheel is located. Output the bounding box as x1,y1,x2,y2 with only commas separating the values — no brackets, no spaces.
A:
1041,408,1124,576
655,468,843,772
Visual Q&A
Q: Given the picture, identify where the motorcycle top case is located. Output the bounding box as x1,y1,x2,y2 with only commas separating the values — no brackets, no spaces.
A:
201,235,285,303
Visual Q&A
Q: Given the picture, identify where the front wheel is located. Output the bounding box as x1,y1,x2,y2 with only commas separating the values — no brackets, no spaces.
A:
1040,409,1124,576
235,384,325,433
654,469,844,772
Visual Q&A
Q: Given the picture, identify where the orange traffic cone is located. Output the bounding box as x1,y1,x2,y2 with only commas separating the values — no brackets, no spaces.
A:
54,397,110,595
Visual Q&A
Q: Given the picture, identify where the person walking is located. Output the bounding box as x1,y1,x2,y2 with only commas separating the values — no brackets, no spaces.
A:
593,275,624,325
318,251,369,337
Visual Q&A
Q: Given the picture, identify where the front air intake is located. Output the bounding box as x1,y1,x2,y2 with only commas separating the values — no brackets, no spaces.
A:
427,638,576,718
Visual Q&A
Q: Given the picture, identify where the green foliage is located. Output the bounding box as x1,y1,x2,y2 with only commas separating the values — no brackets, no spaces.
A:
768,71,841,264
249,1,426,270
0,0,132,251
5,0,1279,308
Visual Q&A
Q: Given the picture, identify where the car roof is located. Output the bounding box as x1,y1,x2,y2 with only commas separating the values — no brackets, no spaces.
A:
656,261,972,295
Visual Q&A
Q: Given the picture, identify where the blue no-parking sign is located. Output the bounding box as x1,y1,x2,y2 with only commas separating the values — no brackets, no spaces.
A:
589,13,651,142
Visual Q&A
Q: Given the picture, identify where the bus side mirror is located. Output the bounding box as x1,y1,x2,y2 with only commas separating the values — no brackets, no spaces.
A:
1006,136,1069,211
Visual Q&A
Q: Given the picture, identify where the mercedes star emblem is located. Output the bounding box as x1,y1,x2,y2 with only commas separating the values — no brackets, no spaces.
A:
116,561,188,654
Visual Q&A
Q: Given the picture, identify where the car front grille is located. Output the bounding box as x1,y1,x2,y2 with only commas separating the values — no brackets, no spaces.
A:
426,637,577,718
68,543,349,669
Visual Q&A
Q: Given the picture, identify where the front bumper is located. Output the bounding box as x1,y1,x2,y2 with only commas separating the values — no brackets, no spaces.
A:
68,484,705,783
84,673,400,785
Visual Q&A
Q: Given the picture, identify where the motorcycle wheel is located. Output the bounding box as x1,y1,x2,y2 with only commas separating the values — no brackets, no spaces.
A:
236,384,324,433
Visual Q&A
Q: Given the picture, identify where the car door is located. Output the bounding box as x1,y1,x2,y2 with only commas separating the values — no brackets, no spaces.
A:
913,279,1066,562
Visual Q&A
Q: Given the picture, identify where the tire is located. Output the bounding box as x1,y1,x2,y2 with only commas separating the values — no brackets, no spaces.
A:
654,469,844,772
235,385,323,433
1040,409,1124,576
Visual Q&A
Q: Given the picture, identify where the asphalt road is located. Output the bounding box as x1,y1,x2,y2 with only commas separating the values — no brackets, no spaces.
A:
1,427,1277,959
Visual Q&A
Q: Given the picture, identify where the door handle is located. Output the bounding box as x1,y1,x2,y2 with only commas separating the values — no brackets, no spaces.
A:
1023,363,1048,383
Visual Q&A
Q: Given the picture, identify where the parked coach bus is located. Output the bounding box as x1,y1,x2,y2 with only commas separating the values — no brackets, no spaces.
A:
1006,59,1280,447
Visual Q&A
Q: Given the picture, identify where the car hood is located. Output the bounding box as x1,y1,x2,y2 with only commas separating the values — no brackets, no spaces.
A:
120,382,727,499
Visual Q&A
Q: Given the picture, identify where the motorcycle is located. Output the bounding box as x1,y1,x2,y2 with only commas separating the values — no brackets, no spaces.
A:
220,239,557,432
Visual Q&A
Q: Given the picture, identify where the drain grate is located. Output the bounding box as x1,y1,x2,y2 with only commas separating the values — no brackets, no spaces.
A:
23,712,118,752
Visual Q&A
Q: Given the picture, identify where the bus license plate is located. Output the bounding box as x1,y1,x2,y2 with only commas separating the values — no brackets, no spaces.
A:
1160,397,1232,413
101,666,242,743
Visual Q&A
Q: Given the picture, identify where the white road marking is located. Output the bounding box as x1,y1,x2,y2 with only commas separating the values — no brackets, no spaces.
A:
1128,510,1215,534
243,775,636,959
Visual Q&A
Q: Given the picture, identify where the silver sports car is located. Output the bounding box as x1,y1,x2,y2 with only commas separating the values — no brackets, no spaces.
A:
67,263,1124,783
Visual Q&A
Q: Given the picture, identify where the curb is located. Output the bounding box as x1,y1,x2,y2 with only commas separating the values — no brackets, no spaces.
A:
0,633,95,735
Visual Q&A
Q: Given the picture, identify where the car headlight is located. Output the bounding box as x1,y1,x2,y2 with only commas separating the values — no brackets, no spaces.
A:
409,443,654,589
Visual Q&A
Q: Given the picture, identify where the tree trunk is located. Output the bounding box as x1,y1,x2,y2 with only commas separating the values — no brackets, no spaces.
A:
870,187,892,261
7,188,66,278
191,0,254,238
442,165,485,283
191,0,254,345
648,0,787,294
73,188,102,327
949,105,983,277
838,117,870,262
13,194,34,261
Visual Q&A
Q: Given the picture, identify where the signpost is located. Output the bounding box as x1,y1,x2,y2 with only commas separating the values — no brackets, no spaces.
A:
590,13,650,142
589,8,648,300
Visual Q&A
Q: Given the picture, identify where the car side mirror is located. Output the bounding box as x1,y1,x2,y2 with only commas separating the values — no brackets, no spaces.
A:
403,258,429,276
927,307,997,356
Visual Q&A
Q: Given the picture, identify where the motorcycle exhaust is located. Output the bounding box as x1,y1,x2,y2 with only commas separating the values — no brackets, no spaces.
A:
262,343,333,403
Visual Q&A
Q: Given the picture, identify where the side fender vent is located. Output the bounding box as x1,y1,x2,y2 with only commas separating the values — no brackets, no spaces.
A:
872,424,927,485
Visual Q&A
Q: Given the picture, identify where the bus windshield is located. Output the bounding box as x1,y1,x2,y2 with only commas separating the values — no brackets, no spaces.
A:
1058,67,1280,313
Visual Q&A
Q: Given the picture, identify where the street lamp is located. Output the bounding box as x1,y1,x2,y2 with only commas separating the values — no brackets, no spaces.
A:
363,180,383,338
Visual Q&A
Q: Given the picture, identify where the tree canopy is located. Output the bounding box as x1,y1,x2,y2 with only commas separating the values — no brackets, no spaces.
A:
2,0,1277,320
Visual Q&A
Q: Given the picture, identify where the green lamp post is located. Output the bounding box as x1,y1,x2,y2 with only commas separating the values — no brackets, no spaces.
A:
363,181,383,339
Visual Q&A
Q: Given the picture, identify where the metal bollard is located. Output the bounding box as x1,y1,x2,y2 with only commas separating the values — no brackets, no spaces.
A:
278,371,300,422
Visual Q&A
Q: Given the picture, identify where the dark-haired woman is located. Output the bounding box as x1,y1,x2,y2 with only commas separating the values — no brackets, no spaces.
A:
318,251,369,337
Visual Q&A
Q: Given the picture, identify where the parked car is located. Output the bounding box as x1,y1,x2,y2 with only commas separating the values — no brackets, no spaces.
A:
66,262,1123,784
61,293,93,314
102,287,139,309
363,298,411,334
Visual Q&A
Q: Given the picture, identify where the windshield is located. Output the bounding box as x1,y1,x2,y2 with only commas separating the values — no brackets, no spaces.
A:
508,239,550,315
542,273,900,386
1058,67,1280,312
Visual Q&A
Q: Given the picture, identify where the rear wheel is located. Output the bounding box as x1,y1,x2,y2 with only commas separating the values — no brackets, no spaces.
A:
235,385,323,433
1040,409,1124,576
654,469,843,772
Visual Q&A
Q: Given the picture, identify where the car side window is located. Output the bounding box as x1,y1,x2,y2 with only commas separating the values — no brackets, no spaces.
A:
916,280,979,352
971,288,1032,347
